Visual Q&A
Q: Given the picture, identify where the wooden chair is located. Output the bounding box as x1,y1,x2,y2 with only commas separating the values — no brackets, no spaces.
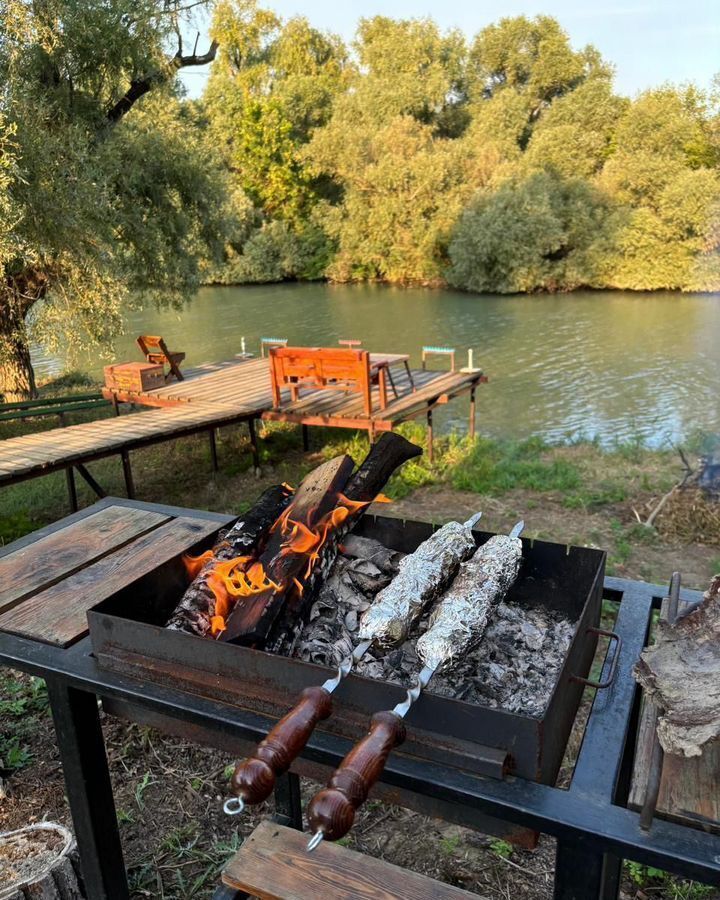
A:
136,335,185,382
269,346,373,416
218,821,480,900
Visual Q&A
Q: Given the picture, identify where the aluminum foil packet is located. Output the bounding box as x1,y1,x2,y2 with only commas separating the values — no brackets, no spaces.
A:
358,519,477,646
416,534,523,671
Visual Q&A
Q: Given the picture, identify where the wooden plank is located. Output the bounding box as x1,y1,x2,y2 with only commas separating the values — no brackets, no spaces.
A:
222,822,479,900
629,696,720,834
0,516,222,646
0,505,170,615
629,596,720,834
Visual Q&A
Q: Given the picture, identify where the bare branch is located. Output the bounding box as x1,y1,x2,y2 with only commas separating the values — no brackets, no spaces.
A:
106,40,218,124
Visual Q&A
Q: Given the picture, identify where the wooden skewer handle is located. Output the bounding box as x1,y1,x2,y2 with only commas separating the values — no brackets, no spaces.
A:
307,710,407,841
231,686,333,805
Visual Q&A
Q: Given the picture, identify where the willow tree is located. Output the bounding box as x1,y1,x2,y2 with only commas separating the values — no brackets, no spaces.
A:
0,0,227,401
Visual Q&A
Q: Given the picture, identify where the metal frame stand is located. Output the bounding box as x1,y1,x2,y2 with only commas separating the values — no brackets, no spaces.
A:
1,577,718,900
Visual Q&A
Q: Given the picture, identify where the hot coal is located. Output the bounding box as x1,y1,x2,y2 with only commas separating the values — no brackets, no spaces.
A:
279,541,577,718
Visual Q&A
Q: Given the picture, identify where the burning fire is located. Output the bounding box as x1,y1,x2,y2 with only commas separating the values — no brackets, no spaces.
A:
182,491,389,637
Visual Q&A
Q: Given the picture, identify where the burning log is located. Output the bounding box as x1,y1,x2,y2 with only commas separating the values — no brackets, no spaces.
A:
166,484,294,636
218,455,357,644
219,432,422,647
634,574,720,758
306,522,525,847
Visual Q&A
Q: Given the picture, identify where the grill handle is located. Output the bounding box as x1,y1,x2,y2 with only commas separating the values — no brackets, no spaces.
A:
570,627,622,690
229,686,333,806
307,710,407,842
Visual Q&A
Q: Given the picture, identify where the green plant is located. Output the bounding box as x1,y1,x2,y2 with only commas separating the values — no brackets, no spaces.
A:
134,771,156,810
439,835,461,855
490,838,513,860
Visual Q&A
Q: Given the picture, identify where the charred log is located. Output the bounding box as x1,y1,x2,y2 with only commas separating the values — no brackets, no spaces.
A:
165,484,293,635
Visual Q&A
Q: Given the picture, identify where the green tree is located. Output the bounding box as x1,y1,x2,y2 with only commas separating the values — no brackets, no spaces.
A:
205,1,347,222
447,171,618,293
0,0,226,401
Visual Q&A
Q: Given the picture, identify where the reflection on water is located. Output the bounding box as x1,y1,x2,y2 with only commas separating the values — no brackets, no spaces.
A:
31,284,720,447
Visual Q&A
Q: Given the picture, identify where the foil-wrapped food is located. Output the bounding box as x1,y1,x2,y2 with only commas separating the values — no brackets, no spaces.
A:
416,529,524,672
357,516,479,646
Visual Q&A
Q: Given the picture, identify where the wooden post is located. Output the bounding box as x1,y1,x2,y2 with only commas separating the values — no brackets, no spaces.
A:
248,417,260,475
120,450,135,499
208,429,218,472
111,395,120,416
65,467,78,513
426,407,434,463
378,366,388,410
469,386,476,438
302,424,310,452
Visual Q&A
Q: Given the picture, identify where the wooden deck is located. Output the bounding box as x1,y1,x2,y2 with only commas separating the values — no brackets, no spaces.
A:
0,401,259,509
0,355,484,510
103,356,486,437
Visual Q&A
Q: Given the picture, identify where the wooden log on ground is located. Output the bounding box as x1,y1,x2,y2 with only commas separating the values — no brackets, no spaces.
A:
634,574,720,757
165,483,293,635
0,823,85,900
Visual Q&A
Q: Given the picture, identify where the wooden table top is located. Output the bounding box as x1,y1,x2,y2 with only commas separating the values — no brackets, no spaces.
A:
0,498,233,648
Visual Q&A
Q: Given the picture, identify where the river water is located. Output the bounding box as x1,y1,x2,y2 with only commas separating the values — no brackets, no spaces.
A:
31,284,719,447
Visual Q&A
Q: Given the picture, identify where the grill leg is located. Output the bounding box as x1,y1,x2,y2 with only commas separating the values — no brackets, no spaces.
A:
120,450,135,498
209,429,219,472
65,467,78,512
554,840,620,900
273,771,303,830
46,680,129,900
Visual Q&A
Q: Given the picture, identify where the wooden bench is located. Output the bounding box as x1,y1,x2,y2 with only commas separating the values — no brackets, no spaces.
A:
0,393,108,424
136,335,185,382
270,347,374,416
219,821,482,900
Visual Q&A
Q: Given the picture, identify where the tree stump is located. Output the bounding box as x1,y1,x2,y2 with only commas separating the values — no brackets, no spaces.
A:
0,824,85,900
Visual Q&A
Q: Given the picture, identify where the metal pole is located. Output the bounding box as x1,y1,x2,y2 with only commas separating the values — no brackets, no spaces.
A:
426,407,433,463
120,450,135,499
46,680,129,900
209,429,219,472
248,417,260,475
469,387,476,438
65,467,78,513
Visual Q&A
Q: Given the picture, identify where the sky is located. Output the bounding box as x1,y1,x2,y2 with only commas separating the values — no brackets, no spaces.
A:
178,0,720,99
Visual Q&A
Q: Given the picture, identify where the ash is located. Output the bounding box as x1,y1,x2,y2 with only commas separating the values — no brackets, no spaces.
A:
280,537,577,718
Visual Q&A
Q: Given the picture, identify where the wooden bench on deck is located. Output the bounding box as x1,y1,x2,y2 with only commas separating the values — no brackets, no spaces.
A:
218,821,481,900
136,335,185,382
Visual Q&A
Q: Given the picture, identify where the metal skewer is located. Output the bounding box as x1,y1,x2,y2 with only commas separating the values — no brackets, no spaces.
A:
224,512,483,818
307,520,524,850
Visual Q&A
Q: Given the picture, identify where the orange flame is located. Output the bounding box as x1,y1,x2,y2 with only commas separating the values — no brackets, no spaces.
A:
189,490,374,638
182,549,214,580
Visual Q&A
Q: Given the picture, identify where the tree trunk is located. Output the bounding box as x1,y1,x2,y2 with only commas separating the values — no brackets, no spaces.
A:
0,295,37,402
